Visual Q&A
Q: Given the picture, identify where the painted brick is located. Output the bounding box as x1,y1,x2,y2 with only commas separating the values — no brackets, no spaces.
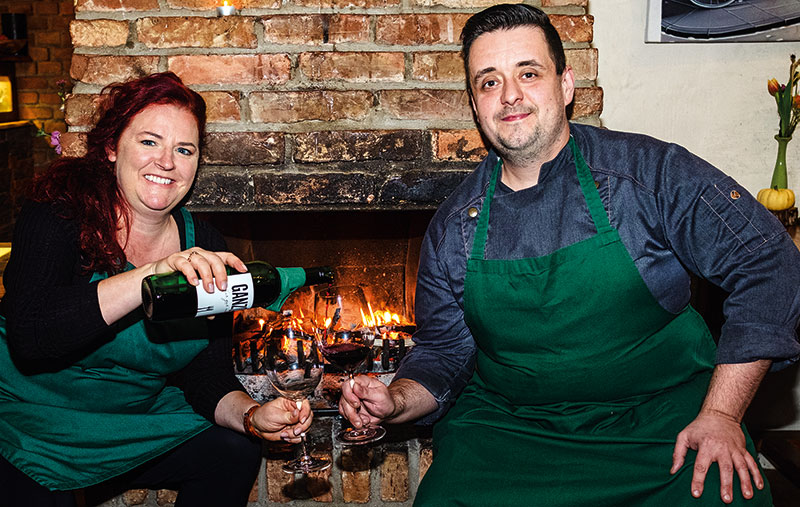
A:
292,0,400,7
566,48,597,81
168,54,291,85
19,92,39,104
248,473,259,503
16,61,37,76
70,19,129,48
341,447,372,503
241,0,281,7
550,15,593,43
419,446,433,481
433,129,486,162
70,55,160,85
38,92,63,106
59,0,75,14
122,489,148,505
41,118,66,134
55,133,88,158
137,17,257,48
34,1,60,15
330,15,370,44
411,51,463,82
410,0,496,7
299,52,404,82
265,448,294,502
36,31,63,46
75,0,159,12
542,0,588,6
294,130,424,162
380,451,409,501
188,169,254,208
572,86,603,118
202,132,284,165
375,14,471,45
20,106,54,120
200,91,241,123
261,15,324,45
155,489,177,506
249,90,372,123
17,77,49,90
38,61,63,75
165,0,217,9
28,47,49,62
380,89,471,121
381,169,471,205
252,171,378,207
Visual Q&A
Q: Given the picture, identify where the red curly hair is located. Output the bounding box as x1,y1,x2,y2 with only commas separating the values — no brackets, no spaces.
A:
30,72,206,274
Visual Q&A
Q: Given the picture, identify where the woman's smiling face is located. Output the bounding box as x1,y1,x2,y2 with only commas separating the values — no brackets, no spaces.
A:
108,103,200,219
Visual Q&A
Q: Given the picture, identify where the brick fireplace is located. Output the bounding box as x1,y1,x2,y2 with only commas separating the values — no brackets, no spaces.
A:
63,0,600,505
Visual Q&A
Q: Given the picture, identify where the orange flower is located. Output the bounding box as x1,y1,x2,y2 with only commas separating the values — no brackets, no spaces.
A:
768,78,781,96
795,95,800,109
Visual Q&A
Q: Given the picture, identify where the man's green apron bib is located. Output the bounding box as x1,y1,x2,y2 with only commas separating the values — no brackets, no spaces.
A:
414,139,771,506
0,208,213,491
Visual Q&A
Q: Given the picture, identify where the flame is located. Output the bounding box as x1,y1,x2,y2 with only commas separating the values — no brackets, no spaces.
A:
222,0,230,6
258,318,265,330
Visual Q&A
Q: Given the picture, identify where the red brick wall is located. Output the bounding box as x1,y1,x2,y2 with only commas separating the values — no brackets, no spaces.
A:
0,0,73,175
63,0,600,211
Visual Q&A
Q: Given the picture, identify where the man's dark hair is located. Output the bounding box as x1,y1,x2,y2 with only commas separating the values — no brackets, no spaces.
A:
460,3,566,89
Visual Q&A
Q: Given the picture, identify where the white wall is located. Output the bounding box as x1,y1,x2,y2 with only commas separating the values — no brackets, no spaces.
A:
589,0,800,430
589,0,800,196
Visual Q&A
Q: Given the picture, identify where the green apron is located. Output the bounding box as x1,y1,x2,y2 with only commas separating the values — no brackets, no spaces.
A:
0,208,214,491
414,139,771,506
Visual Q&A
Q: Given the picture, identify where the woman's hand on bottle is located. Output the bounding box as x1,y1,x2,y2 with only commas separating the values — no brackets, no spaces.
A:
152,248,247,294
251,398,313,443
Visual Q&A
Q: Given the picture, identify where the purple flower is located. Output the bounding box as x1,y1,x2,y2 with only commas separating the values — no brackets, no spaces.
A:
50,130,62,155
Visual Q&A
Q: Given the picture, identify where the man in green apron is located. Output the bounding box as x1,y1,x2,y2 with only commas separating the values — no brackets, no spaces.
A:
339,4,800,506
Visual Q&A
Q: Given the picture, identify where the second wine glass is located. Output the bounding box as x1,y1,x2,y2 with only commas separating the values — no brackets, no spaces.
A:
313,285,386,445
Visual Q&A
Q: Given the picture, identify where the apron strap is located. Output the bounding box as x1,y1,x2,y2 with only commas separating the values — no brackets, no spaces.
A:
570,137,612,233
469,137,611,261
179,207,197,249
469,158,502,261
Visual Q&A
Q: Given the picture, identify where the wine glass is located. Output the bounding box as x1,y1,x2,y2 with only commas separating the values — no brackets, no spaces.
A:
313,285,386,445
264,324,331,474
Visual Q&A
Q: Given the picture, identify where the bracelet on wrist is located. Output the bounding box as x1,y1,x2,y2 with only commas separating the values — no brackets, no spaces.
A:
243,404,263,439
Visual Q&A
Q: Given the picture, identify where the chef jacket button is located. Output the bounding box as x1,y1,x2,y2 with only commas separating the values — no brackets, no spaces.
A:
468,207,479,218
730,190,740,200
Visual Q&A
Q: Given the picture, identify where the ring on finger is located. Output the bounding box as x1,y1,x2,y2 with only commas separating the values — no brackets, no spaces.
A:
187,251,197,262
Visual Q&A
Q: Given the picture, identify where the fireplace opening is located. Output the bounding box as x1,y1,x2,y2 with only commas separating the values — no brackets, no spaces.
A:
197,209,434,404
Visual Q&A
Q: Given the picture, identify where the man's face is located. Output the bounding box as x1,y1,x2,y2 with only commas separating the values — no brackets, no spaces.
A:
467,26,574,165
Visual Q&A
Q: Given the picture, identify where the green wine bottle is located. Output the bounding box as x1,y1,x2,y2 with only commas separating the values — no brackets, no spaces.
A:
142,261,334,321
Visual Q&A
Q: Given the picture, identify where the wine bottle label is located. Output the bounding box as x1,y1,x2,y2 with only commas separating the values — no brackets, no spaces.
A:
195,272,255,317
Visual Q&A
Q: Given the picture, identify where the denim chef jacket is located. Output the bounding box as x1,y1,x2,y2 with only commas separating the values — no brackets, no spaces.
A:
395,122,800,425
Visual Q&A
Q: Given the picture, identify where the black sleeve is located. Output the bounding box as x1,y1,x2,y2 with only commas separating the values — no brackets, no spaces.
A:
2,201,113,365
168,216,247,422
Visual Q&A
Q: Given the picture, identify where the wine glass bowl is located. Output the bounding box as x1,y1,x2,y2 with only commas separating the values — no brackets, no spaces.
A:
313,285,386,445
264,330,331,474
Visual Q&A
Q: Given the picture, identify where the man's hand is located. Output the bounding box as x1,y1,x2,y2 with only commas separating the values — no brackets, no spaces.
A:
671,410,764,504
339,375,396,429
670,360,771,505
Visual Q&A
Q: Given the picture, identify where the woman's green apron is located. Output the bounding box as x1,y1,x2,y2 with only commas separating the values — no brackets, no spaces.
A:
0,208,213,491
414,139,771,506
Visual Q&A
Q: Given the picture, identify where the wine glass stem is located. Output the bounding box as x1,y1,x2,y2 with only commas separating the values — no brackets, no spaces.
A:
299,433,311,459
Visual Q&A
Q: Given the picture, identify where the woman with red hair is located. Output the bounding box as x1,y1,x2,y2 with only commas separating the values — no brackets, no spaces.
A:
0,72,310,506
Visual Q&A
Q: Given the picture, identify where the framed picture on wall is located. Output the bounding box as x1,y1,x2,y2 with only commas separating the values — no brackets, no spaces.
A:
646,0,800,42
